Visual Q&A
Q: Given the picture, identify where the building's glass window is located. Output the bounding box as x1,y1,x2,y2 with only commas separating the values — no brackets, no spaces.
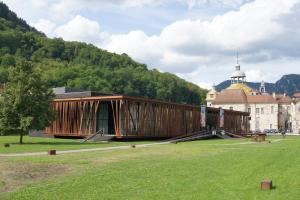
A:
287,106,290,113
96,104,109,134
271,106,274,114
210,94,214,98
261,108,264,115
248,108,251,113
270,124,272,129
256,108,260,114
229,106,233,110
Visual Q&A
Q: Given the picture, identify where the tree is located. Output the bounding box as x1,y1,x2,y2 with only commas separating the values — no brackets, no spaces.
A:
0,61,56,144
1,53,16,66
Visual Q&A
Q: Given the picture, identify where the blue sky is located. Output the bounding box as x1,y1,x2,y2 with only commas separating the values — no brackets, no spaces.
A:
3,0,300,89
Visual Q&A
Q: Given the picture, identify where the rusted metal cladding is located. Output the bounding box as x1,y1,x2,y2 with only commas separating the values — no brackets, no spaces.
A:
223,110,248,135
45,100,101,136
45,96,249,138
119,100,202,138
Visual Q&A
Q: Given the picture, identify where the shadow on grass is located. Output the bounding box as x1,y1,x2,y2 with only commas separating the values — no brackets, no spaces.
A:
7,141,103,146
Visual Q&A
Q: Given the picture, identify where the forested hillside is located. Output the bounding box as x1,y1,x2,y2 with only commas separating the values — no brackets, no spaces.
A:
0,2,207,105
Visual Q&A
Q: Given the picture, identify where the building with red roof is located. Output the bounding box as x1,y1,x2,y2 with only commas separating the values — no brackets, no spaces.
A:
206,65,297,133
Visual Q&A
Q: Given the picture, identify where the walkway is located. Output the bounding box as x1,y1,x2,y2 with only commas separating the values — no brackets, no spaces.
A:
0,138,284,157
0,141,171,157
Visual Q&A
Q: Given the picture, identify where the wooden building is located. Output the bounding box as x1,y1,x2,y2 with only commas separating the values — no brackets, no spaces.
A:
44,94,249,138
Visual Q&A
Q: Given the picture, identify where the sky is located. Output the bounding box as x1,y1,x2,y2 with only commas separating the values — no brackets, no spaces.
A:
3,0,300,89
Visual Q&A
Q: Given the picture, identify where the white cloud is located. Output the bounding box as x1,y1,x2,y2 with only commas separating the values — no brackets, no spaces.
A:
245,70,272,82
54,15,108,45
104,31,161,63
8,0,299,87
47,0,300,87
30,0,49,8
44,0,249,20
101,0,299,72
31,19,56,37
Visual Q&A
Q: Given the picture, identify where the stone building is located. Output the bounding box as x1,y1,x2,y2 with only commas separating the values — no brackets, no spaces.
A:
291,93,300,134
206,65,295,133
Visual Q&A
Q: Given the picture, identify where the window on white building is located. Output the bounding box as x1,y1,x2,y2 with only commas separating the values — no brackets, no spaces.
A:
287,106,290,113
256,108,260,114
229,106,233,110
210,94,214,98
271,106,274,114
248,108,251,113
270,124,272,129
255,117,260,130
261,108,264,115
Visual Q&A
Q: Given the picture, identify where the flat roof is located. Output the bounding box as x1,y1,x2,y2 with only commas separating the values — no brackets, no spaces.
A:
53,95,249,115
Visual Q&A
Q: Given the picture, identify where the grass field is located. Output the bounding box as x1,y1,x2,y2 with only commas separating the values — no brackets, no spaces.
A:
0,135,299,200
0,136,150,154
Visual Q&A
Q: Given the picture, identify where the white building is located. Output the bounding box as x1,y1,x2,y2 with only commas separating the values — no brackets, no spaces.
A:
206,65,296,133
291,93,300,134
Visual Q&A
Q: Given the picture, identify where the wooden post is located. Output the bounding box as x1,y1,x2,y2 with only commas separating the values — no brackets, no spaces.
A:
261,180,272,190
48,150,56,155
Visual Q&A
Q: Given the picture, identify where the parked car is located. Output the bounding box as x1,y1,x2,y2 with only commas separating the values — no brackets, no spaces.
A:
263,129,279,134
263,129,271,133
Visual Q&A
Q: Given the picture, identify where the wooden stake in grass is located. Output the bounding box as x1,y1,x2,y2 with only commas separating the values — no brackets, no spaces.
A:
261,180,272,190
48,150,56,155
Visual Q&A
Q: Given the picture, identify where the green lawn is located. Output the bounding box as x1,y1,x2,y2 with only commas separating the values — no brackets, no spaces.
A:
0,136,150,154
0,136,299,200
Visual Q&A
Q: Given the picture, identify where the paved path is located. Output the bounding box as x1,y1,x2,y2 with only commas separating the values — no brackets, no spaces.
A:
0,138,285,157
0,142,171,157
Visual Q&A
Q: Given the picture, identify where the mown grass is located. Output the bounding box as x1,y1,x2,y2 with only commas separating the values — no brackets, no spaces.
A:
0,136,300,200
0,136,150,153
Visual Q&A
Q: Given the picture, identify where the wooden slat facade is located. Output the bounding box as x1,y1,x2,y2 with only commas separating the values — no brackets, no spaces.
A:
45,95,249,138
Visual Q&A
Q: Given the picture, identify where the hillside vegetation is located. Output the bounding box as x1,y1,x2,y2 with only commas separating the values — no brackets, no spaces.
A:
0,2,207,105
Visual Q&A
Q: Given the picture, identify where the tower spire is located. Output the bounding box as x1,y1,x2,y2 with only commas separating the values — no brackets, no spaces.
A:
259,80,266,94
231,51,246,84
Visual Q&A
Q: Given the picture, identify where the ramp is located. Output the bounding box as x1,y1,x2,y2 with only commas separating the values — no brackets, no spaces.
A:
81,130,114,143
168,131,214,143
215,131,246,139
163,130,207,142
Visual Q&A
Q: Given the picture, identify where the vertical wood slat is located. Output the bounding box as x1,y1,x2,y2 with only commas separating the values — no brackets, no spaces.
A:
45,97,249,137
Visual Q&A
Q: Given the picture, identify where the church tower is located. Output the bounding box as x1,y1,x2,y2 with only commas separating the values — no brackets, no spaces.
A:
230,65,246,84
227,65,253,94
259,80,266,94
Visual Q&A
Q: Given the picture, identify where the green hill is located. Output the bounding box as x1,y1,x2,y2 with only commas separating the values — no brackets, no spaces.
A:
0,2,207,105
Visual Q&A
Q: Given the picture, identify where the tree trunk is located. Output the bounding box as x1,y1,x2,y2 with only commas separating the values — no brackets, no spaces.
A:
19,130,24,144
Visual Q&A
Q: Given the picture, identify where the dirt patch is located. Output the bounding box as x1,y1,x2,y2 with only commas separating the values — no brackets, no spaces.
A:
0,161,69,193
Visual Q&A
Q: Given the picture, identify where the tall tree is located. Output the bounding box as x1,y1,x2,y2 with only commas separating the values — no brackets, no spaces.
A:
0,61,55,144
